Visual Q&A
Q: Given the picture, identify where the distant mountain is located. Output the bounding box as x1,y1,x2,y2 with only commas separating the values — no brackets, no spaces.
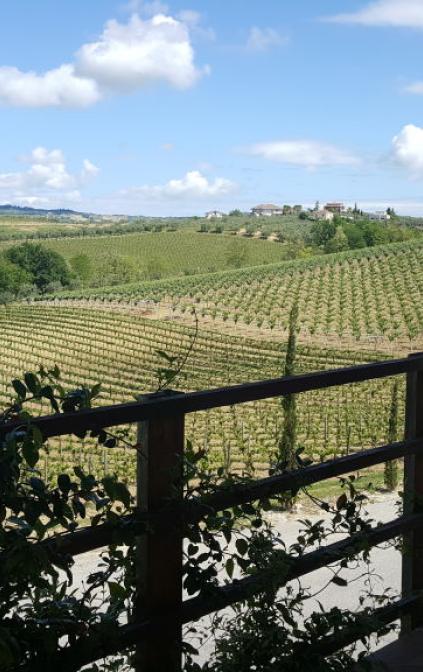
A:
0,204,91,218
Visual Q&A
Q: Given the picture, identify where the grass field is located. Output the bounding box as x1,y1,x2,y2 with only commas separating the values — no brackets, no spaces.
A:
0,304,403,484
52,239,423,345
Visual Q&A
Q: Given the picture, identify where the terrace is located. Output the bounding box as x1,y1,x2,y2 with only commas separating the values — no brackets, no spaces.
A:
3,353,423,670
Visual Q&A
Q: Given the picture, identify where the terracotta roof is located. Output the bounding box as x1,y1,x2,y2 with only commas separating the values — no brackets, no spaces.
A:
251,204,283,210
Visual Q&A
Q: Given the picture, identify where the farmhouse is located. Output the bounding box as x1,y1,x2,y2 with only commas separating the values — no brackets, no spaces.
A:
310,209,334,222
324,202,345,214
251,203,284,217
205,210,225,219
365,211,391,221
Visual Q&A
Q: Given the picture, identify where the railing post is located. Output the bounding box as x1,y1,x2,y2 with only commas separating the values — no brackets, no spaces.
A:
402,353,423,631
135,392,184,672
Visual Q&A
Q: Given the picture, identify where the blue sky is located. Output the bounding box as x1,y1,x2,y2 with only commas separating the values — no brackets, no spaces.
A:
1,0,423,215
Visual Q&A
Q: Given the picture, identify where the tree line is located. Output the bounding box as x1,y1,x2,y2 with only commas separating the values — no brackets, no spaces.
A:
309,215,413,254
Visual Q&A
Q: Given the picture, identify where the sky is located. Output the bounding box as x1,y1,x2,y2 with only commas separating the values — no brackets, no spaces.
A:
1,0,423,215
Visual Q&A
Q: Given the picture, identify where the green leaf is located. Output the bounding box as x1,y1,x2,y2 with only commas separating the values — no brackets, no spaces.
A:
40,385,59,412
24,372,40,395
102,476,116,500
58,474,72,494
114,482,131,508
187,544,199,556
30,477,45,492
336,494,348,510
235,538,248,556
22,437,39,468
91,383,102,398
72,499,86,518
12,379,26,399
108,581,127,602
47,364,61,379
225,558,234,579
31,425,43,449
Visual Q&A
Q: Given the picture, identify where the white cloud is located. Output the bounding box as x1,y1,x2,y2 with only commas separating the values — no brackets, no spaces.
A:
82,159,100,178
247,140,359,169
121,170,236,200
246,27,289,51
404,81,423,94
392,124,423,174
177,10,202,26
0,12,206,108
76,14,206,92
0,147,98,205
176,10,216,41
0,65,100,108
325,0,423,28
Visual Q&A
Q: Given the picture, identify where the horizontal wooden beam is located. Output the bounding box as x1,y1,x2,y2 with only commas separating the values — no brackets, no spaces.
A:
301,594,423,660
23,514,423,672
2,355,422,440
192,437,423,516
12,437,420,562
181,513,423,623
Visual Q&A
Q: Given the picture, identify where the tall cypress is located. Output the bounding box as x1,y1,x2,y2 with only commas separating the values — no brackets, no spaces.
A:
278,303,299,471
384,381,399,491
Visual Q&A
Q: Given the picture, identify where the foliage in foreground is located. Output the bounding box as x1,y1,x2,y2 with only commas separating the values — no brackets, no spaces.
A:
0,367,397,671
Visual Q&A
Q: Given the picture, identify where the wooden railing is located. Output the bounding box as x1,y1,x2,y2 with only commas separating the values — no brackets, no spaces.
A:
4,353,423,671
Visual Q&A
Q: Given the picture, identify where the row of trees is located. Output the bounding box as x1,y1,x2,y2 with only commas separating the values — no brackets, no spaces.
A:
0,243,159,302
0,243,73,302
309,216,414,254
70,252,166,286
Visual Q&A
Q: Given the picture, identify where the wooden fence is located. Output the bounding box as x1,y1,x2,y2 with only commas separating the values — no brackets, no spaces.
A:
3,352,423,671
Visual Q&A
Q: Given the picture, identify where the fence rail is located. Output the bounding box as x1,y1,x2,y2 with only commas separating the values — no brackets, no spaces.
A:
12,436,422,561
2,355,422,441
5,352,423,671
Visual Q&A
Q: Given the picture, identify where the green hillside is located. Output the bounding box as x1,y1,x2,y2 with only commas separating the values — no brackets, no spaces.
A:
0,231,299,281
52,239,423,343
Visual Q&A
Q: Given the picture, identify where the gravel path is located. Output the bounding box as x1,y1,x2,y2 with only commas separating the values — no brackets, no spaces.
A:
72,493,402,663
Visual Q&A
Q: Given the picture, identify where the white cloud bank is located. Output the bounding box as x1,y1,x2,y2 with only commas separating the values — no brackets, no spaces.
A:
246,27,288,51
325,0,423,28
0,13,207,108
392,124,423,175
0,147,98,205
247,140,359,169
121,170,236,200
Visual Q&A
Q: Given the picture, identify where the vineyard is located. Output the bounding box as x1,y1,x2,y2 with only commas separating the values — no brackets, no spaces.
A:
51,239,423,345
0,231,295,280
0,304,403,484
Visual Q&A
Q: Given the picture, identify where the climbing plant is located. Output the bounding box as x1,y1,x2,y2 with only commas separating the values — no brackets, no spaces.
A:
0,367,397,672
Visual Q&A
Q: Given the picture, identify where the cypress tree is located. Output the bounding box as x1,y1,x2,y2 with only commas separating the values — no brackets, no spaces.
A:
278,303,299,471
384,381,399,491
